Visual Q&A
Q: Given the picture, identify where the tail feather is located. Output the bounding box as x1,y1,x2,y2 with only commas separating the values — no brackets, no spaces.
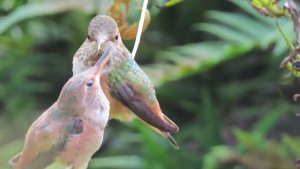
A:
164,132,179,150
162,115,179,133
128,111,180,149
145,121,180,150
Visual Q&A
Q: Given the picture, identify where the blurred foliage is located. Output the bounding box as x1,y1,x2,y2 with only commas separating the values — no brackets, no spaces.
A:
250,0,289,17
203,129,298,169
146,0,294,86
1,0,300,169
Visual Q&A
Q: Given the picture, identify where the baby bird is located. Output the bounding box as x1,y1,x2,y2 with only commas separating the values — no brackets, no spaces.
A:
9,47,112,169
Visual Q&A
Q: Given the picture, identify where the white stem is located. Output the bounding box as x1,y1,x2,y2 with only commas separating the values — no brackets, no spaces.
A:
131,0,148,58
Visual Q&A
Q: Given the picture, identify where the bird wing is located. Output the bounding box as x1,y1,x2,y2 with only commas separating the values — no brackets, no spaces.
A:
108,56,179,133
9,152,21,166
11,105,83,169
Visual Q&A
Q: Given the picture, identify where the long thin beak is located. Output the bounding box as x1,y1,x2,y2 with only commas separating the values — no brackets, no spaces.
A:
95,46,112,74
97,38,106,51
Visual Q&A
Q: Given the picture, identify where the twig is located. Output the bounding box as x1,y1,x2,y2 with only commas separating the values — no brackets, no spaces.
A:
286,0,300,46
275,21,294,50
280,0,300,70
131,0,148,58
283,0,300,108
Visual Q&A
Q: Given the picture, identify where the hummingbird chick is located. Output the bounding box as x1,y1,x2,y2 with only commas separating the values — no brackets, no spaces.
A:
9,47,113,169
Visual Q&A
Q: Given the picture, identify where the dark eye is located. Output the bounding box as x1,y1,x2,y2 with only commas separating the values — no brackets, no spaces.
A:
86,80,93,87
114,35,119,41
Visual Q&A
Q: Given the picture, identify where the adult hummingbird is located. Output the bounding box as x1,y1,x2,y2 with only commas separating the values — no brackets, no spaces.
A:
9,47,112,169
72,15,179,148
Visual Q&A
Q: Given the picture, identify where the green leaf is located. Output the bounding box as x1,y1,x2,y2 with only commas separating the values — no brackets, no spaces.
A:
250,0,289,17
231,0,274,24
205,11,269,37
252,103,288,135
195,23,252,43
0,0,95,34
164,0,183,7
203,146,237,169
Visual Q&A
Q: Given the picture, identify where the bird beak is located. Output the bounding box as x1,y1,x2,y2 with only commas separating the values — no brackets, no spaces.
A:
97,38,106,51
95,45,112,74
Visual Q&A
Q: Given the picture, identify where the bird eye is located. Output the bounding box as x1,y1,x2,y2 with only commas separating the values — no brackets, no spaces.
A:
86,80,93,87
114,35,119,41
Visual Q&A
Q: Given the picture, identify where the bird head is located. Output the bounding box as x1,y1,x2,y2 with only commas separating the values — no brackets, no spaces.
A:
73,15,124,74
88,15,123,51
59,46,112,114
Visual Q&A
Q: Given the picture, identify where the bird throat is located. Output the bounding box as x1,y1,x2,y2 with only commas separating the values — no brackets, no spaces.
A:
73,40,100,74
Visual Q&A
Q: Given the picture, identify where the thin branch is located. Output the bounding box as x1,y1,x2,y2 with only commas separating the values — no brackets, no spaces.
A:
286,0,300,46
279,0,300,70
131,0,149,58
275,21,294,50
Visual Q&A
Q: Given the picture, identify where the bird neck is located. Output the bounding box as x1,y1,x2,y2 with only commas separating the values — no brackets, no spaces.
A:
109,45,132,68
72,39,98,75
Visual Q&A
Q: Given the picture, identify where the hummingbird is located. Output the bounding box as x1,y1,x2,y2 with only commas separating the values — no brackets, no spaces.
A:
72,15,179,148
9,47,112,169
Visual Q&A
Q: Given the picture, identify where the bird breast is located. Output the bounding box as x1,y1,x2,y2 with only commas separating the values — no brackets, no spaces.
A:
84,92,110,130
